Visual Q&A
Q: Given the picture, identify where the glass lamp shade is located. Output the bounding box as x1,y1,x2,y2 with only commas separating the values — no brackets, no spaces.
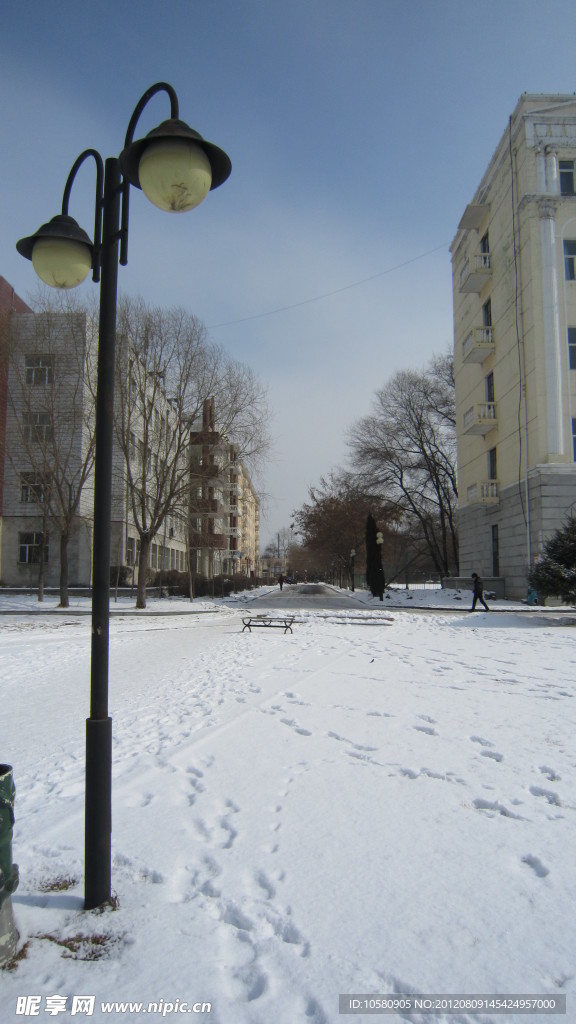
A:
138,139,213,212
31,237,93,289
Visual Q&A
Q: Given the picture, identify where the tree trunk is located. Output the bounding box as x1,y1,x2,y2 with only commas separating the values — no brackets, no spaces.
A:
37,533,46,603
59,531,70,608
186,541,195,603
136,536,151,609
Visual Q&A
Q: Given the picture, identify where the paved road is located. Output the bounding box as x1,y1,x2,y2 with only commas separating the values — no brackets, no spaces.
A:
248,583,372,611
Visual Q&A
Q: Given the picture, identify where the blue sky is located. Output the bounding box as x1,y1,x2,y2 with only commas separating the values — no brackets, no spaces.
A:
3,0,576,547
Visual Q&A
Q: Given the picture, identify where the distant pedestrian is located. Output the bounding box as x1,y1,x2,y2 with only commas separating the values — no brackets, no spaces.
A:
470,572,490,611
278,574,285,591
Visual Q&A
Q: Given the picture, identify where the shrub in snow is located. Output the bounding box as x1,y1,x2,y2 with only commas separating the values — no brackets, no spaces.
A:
528,515,576,604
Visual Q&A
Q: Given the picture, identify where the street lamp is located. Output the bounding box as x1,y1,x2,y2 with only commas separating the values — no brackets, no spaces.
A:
16,82,231,910
350,548,356,592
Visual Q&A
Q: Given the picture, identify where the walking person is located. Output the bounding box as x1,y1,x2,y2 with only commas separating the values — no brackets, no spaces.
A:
278,574,285,591
470,572,490,611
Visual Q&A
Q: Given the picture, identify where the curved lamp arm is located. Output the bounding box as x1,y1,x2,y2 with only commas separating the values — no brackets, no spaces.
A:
123,82,179,150
62,149,104,282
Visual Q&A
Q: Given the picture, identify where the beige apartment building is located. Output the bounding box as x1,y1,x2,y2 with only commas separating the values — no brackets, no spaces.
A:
3,308,98,588
451,94,576,599
2,302,259,589
3,306,190,588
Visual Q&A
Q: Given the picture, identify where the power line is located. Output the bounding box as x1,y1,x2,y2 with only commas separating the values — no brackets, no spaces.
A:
208,241,451,329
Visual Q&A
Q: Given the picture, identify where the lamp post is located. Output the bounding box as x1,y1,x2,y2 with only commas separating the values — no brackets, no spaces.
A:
350,548,356,592
17,83,231,910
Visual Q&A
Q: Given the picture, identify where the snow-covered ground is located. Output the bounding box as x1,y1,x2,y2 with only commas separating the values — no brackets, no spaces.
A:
1,587,575,1023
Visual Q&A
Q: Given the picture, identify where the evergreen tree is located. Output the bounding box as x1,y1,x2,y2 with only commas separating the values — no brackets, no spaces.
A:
528,516,576,604
365,513,385,599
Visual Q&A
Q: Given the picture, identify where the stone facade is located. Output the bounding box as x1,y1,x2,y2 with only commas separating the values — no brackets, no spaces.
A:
452,95,576,598
0,278,34,582
1,302,260,589
2,309,96,588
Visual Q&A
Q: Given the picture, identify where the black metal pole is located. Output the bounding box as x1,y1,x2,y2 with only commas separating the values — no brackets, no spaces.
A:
85,156,121,910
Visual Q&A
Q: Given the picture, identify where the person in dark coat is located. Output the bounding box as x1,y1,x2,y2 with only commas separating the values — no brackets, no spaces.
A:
278,574,285,590
470,572,490,611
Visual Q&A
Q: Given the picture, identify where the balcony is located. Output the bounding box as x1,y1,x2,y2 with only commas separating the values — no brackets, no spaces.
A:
189,532,227,550
193,497,226,517
190,461,223,480
189,430,221,446
463,402,497,435
458,203,490,231
459,252,491,293
462,327,495,364
466,480,499,505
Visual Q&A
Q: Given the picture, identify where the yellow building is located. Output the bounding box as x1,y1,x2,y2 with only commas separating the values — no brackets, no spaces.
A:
237,468,260,579
452,94,576,598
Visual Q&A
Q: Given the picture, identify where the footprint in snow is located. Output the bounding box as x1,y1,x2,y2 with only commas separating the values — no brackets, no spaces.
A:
281,717,312,736
473,798,524,820
327,731,378,751
539,765,561,782
522,854,550,878
480,750,504,762
529,785,562,807
254,870,276,900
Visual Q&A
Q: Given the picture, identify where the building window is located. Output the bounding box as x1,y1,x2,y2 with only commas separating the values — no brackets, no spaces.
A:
485,371,495,403
18,531,49,564
491,525,500,577
569,328,576,370
488,448,497,480
564,240,576,280
24,412,52,444
560,160,576,196
25,355,54,386
482,298,492,326
20,473,47,504
573,418,576,461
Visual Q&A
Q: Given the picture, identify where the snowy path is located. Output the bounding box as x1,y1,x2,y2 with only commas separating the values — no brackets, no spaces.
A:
1,604,575,1022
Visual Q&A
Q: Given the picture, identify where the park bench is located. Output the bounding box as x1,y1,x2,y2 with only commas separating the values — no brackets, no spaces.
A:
242,614,295,634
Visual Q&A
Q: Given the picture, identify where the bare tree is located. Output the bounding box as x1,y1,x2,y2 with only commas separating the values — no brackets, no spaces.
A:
291,470,393,582
114,297,271,608
263,528,292,559
7,293,97,605
347,352,458,575
208,356,272,474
